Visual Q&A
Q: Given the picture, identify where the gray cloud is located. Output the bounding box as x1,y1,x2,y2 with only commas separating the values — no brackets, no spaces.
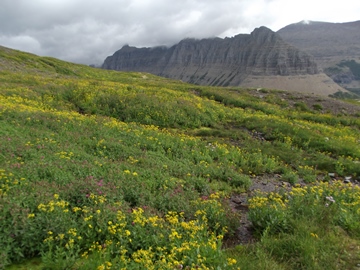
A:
1,0,359,65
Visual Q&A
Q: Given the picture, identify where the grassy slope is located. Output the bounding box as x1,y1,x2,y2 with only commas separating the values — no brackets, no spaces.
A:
1,47,360,269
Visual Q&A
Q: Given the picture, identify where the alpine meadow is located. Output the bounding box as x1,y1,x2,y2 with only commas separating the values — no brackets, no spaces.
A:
1,46,360,269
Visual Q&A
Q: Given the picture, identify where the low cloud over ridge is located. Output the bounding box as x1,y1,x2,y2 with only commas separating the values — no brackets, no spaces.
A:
1,0,359,65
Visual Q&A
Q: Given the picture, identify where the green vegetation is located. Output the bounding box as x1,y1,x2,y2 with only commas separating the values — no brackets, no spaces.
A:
244,181,360,269
330,90,360,100
324,66,343,75
324,60,360,81
344,88,360,99
325,60,360,101
1,47,360,269
338,60,360,80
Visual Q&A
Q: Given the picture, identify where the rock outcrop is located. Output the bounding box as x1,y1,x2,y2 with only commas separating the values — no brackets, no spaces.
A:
102,27,319,87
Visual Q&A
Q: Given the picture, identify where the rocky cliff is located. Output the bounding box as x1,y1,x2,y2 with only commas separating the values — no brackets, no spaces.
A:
102,27,319,87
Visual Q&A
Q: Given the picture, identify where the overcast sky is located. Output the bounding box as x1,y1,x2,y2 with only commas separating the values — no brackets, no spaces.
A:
1,0,359,65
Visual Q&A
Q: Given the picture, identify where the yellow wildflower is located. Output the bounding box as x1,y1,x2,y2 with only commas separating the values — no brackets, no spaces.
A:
227,258,237,265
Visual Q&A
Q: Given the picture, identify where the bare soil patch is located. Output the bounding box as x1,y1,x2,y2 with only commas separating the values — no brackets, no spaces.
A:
225,174,300,247
225,173,360,248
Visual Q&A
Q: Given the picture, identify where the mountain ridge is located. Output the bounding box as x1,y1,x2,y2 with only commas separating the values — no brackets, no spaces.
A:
102,27,335,93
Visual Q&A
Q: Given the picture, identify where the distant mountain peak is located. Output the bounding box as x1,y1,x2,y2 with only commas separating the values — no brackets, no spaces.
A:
102,26,319,89
277,20,360,59
299,20,312,25
252,25,273,32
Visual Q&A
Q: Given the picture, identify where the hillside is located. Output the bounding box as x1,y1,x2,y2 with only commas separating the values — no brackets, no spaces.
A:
1,46,360,269
102,27,345,95
278,20,360,93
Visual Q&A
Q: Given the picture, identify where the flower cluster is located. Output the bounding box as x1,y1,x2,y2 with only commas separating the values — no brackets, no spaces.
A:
249,181,360,235
0,169,26,196
38,201,237,269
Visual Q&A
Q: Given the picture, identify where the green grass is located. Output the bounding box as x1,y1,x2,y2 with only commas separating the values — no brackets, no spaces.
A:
1,46,360,269
243,181,360,269
338,60,360,80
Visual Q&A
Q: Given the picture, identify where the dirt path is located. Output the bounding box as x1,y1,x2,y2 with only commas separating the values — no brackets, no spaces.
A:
225,173,360,248
224,174,305,247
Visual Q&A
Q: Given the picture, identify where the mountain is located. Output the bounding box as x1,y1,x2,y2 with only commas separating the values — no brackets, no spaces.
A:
103,26,318,78
277,20,360,92
277,20,360,64
102,27,345,95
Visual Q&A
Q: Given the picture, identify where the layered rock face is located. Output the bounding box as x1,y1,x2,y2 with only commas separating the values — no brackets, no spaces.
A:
102,27,319,87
